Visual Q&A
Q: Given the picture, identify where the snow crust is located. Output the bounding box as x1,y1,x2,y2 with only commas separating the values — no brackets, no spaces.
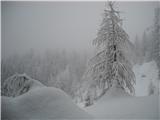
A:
2,87,92,119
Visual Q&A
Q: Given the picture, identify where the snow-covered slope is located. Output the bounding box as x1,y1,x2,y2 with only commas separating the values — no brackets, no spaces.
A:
2,87,92,119
85,94,159,119
2,73,44,97
133,61,159,96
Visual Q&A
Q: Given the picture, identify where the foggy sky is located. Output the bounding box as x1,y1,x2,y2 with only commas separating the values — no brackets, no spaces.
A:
2,1,158,58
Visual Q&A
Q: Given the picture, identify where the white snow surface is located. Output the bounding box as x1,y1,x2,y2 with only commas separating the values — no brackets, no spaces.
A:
85,87,159,119
2,87,92,120
133,61,159,96
98,85,132,100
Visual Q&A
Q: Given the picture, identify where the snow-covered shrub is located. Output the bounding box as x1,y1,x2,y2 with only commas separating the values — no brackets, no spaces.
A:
2,73,44,97
148,81,155,95
148,80,159,96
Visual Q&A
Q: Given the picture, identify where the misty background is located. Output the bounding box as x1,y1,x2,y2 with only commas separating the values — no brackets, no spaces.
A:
2,1,158,58
1,2,160,119
1,1,160,99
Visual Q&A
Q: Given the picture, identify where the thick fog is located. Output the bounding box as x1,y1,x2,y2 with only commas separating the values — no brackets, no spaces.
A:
2,1,158,58
1,2,160,119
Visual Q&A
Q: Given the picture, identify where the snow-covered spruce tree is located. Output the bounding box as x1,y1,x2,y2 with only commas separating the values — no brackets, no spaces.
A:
142,31,147,57
84,2,135,102
134,35,143,64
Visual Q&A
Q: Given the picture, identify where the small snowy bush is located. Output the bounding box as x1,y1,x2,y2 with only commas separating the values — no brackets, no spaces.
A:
2,73,44,97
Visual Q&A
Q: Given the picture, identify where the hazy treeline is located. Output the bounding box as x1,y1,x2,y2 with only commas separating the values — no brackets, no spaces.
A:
1,49,90,98
134,7,160,73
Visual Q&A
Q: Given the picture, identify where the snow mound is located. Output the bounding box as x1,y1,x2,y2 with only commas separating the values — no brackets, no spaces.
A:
85,95,159,119
2,73,44,97
2,87,92,119
99,86,131,101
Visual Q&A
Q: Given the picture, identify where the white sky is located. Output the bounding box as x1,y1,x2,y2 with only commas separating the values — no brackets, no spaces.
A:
2,1,158,58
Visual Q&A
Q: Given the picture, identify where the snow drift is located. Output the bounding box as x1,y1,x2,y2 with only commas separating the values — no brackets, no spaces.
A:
2,73,44,97
2,87,92,119
85,87,159,119
98,84,132,101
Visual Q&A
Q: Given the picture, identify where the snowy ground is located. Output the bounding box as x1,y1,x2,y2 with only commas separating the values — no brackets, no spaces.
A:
2,87,92,119
1,73,92,119
133,61,159,96
85,88,159,119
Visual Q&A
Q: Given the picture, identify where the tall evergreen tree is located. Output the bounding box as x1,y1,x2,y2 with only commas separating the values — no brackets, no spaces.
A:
142,31,147,57
84,2,136,100
134,34,143,63
152,8,160,60
152,7,160,78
